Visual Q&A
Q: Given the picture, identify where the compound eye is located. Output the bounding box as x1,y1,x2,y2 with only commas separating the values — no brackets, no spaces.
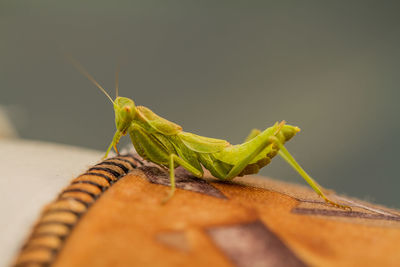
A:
124,106,131,113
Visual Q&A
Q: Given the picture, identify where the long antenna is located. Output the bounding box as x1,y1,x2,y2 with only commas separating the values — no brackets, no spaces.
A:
66,55,115,104
115,64,119,98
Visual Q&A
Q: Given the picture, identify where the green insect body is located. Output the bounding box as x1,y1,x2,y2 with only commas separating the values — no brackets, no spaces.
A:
70,59,351,210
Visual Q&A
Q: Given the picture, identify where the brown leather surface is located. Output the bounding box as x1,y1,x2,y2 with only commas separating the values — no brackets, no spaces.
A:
13,155,400,267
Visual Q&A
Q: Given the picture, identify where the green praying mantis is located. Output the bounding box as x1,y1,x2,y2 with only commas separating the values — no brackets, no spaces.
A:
70,59,351,210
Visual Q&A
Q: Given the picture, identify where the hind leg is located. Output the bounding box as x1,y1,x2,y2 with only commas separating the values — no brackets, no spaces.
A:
269,136,351,210
222,122,285,180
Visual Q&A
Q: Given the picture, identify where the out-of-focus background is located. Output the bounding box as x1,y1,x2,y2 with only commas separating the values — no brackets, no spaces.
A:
1,1,399,208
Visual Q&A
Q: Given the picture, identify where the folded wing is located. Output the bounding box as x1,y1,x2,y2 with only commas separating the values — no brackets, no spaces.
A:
178,132,230,153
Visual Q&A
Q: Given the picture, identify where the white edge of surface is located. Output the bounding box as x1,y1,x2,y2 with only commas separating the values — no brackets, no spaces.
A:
0,139,104,266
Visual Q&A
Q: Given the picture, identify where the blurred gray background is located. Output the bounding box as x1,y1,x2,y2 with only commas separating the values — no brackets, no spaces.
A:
1,1,399,208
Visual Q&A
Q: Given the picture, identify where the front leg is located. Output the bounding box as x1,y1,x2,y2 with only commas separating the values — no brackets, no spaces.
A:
104,131,121,159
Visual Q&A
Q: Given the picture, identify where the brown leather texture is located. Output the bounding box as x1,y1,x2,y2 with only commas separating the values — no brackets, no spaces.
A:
13,155,400,267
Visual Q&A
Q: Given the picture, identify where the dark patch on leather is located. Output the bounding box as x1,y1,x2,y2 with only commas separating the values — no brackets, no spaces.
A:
289,196,400,222
292,207,400,221
140,165,227,199
206,220,306,267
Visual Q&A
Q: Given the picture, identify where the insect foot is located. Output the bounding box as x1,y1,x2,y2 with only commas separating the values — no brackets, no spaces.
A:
161,189,176,205
322,196,352,211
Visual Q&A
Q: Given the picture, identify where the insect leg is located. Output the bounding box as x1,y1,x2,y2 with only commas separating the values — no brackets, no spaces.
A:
269,136,351,210
162,154,203,203
163,154,177,204
224,138,274,180
129,124,203,202
223,123,284,179
104,131,121,159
